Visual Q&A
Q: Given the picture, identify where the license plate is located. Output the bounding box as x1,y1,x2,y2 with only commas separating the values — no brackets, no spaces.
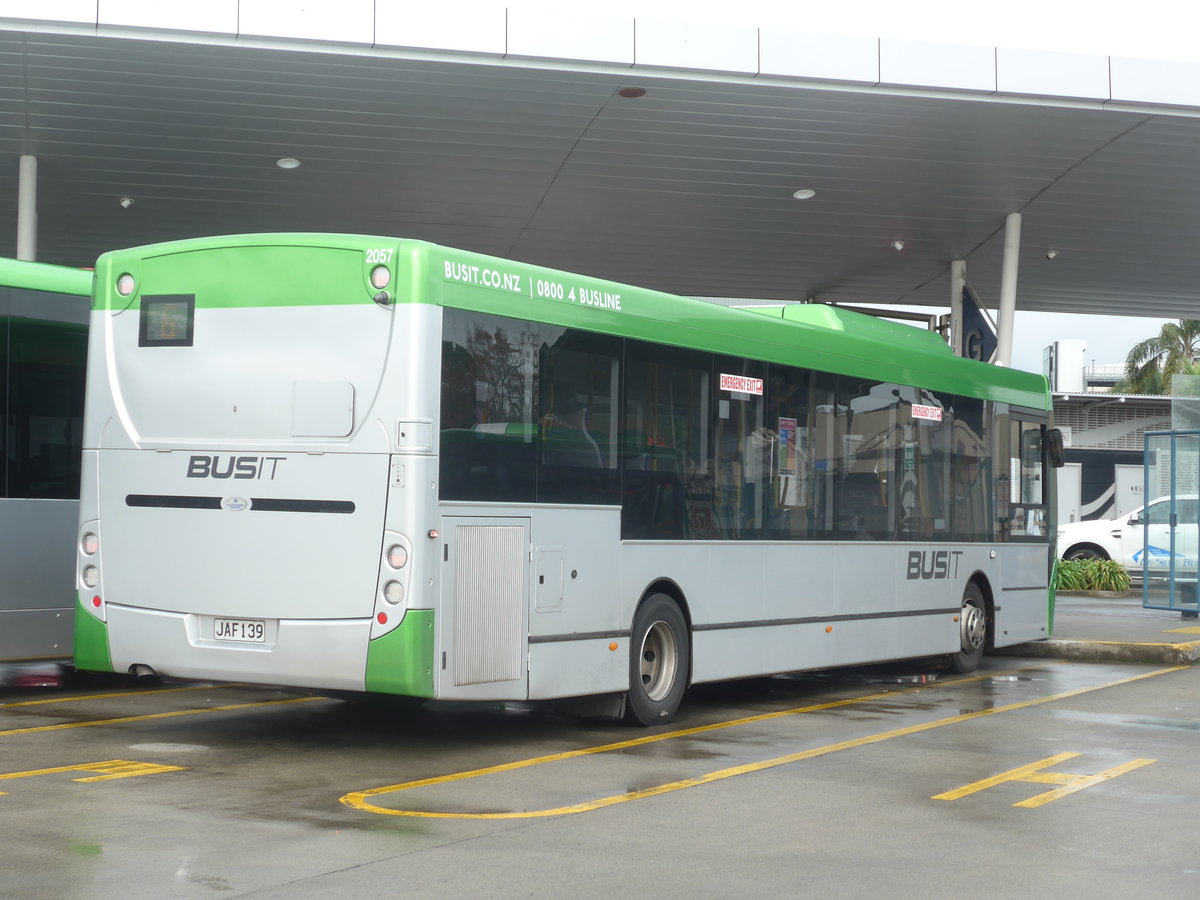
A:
213,617,266,643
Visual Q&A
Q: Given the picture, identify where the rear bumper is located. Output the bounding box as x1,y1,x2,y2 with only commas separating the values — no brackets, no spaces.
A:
105,603,371,691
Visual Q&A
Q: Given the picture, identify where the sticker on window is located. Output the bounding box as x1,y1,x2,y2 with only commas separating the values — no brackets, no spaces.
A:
720,373,763,395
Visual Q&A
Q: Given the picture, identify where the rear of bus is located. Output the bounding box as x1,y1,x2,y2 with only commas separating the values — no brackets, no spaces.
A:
74,235,438,695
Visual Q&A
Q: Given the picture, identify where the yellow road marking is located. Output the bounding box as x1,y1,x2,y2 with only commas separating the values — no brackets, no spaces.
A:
0,759,185,794
336,664,1056,817
0,682,247,709
933,752,1082,800
1164,626,1200,635
340,664,1183,819
1014,758,1156,807
0,696,325,736
934,752,1156,807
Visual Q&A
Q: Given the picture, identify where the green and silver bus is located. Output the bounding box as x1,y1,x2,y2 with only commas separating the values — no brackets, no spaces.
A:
0,257,91,665
74,234,1057,723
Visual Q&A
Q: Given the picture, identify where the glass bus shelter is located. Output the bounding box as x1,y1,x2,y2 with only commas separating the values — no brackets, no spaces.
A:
1143,430,1200,618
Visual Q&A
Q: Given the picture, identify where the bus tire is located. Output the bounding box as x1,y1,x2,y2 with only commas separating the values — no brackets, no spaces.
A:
625,593,689,726
949,582,987,674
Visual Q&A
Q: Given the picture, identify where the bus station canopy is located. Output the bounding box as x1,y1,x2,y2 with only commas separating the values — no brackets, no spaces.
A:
4,5,1200,319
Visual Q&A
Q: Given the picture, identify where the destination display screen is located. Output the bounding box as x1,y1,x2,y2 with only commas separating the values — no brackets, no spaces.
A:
139,294,195,347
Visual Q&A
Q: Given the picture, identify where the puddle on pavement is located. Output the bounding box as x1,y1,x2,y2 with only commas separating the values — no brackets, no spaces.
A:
1050,710,1200,731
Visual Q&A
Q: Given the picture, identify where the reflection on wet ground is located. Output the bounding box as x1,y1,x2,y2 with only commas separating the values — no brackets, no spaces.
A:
0,661,69,688
684,662,1066,723
1046,710,1200,731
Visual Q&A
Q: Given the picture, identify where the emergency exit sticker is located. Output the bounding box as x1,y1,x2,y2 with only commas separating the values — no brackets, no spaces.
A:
720,373,763,395
912,404,943,422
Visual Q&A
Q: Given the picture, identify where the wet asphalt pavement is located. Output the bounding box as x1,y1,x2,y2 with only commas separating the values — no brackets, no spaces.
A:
2,652,1198,898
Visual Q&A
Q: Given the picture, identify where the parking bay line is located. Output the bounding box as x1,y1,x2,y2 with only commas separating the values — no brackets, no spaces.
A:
0,696,327,736
340,664,1186,819
0,682,250,710
0,759,187,794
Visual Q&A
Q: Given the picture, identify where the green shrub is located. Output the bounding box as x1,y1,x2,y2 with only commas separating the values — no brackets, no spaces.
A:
1054,558,1131,593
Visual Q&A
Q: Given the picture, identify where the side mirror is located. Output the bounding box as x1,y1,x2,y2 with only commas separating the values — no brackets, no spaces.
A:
1128,513,1143,526
1045,427,1066,469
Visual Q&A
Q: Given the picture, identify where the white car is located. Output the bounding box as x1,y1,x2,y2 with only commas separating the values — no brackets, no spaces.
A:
1057,496,1198,575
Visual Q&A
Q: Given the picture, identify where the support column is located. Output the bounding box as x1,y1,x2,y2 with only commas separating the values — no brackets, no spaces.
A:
995,212,1021,367
950,259,966,356
17,154,37,261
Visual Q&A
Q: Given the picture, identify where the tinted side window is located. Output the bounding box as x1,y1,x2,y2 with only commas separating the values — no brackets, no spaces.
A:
903,388,951,540
808,372,839,539
622,342,712,539
1,287,88,500
537,330,621,505
1008,419,1048,539
950,396,992,542
765,363,815,539
714,357,767,539
1146,500,1171,525
439,310,542,502
837,379,900,540
1178,498,1199,524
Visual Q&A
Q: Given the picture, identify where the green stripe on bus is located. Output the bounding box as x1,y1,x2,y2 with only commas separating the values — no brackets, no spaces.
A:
73,595,114,673
0,257,93,297
365,609,435,697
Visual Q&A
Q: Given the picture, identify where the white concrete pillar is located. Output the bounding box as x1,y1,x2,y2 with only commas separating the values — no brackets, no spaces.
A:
950,259,966,356
995,212,1022,367
17,154,37,261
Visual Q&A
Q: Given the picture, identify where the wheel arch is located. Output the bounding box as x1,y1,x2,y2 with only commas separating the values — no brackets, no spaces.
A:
1062,542,1110,561
636,578,693,678
967,570,997,651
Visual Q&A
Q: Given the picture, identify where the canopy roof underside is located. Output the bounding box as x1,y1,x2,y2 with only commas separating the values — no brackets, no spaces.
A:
3,18,1200,318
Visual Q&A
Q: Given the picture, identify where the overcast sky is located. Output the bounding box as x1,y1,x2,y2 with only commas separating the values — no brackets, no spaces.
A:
507,1,1194,376
1009,312,1171,374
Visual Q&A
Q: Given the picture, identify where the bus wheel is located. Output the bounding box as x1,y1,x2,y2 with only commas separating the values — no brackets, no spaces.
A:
625,594,689,726
949,582,987,674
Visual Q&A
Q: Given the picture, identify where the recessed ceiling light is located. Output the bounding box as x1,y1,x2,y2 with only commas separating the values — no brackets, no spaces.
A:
275,157,301,169
792,188,816,200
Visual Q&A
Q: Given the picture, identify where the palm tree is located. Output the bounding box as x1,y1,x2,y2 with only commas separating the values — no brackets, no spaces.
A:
1113,320,1200,395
